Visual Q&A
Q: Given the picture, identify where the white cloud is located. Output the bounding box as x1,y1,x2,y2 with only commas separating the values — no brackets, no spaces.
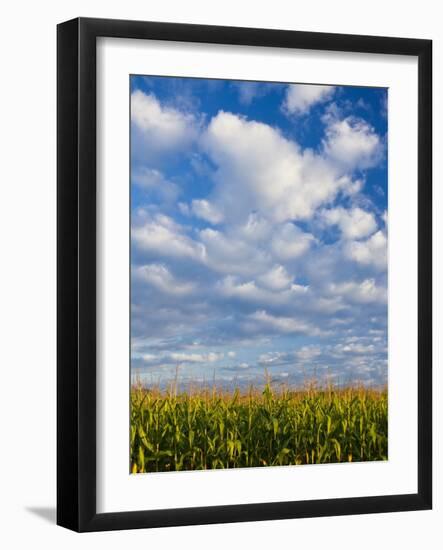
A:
282,84,335,115
345,230,387,269
131,90,200,153
132,212,206,262
132,167,179,201
141,353,158,363
249,310,317,335
217,275,308,306
310,296,347,314
199,227,269,276
323,116,382,170
342,177,364,196
271,222,316,260
134,209,312,282
217,276,261,301
203,111,352,224
295,345,322,361
190,199,224,224
321,207,377,240
134,264,195,296
136,350,224,366
329,278,386,304
169,352,224,363
236,213,272,242
334,342,375,355
258,351,287,366
258,265,293,291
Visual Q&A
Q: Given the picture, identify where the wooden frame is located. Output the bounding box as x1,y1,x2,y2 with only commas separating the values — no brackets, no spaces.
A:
57,17,432,532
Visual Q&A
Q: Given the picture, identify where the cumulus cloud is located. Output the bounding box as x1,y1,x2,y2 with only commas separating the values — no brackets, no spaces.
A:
323,115,383,170
329,278,387,304
249,310,318,335
258,265,293,291
256,345,324,370
333,342,375,355
202,111,353,223
133,210,310,280
136,350,225,367
258,351,288,366
236,213,272,242
345,230,387,270
169,352,224,363
132,211,205,262
271,223,316,260
134,264,195,296
216,275,308,306
132,167,179,202
310,295,347,314
254,336,386,379
282,84,335,115
190,199,224,224
217,276,262,302
199,227,269,276
131,90,201,158
295,345,322,361
321,207,377,240
140,353,158,363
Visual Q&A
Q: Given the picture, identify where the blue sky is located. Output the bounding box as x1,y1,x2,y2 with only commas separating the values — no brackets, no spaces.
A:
130,75,388,389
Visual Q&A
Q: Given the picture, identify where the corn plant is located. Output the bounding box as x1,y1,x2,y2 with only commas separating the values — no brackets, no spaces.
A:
130,382,388,473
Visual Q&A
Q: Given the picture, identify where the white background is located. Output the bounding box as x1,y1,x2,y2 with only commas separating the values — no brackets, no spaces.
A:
97,39,418,512
0,0,441,548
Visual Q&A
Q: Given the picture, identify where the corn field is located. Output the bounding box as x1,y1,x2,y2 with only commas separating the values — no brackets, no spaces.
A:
130,383,388,473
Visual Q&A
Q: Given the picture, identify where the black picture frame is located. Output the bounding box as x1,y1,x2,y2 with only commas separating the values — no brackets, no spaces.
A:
57,17,432,532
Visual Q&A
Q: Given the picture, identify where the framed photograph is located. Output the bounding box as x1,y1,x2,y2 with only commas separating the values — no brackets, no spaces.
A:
57,17,432,532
